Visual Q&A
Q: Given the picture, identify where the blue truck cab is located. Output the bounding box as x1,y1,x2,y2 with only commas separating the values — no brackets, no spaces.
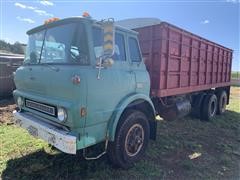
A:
13,15,156,168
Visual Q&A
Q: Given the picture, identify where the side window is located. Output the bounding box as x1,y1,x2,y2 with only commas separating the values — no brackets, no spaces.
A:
92,28,126,61
113,33,126,61
92,27,103,58
25,31,44,64
70,24,89,65
129,37,141,62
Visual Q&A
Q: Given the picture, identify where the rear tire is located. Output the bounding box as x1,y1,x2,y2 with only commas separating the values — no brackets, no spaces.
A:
217,90,227,115
191,93,206,119
201,93,217,121
107,110,150,169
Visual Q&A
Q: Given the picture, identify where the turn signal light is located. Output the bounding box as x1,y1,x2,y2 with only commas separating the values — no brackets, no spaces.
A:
82,12,90,18
44,17,60,24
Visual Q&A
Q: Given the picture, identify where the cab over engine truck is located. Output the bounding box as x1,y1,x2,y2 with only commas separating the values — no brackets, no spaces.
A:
13,15,232,168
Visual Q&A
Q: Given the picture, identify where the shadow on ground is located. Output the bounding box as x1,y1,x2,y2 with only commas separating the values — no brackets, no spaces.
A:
2,149,112,179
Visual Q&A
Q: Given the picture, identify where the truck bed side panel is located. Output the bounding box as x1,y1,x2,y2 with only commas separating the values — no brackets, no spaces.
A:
135,22,232,97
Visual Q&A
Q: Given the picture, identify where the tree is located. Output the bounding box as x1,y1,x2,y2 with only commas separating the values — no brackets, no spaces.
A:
0,40,24,54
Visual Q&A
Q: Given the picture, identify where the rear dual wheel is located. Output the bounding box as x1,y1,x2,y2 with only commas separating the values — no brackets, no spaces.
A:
217,90,227,115
201,93,217,121
201,90,227,121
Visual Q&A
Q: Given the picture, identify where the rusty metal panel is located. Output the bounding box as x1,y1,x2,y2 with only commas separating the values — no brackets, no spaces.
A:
135,22,233,97
0,54,23,98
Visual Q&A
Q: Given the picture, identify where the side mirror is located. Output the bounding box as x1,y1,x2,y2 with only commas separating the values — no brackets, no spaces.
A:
96,18,115,79
102,18,115,58
102,58,114,67
96,57,114,67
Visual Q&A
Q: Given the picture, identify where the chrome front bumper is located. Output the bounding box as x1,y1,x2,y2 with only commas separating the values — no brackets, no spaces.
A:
13,110,76,154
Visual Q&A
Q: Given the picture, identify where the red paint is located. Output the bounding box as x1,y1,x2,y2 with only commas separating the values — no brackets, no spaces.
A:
134,22,233,97
72,75,81,84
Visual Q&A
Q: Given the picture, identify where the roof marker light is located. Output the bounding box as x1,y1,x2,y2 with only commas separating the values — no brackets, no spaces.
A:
44,17,60,24
82,12,91,18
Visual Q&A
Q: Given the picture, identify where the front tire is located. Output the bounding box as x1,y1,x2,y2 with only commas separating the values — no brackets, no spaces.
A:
107,110,150,169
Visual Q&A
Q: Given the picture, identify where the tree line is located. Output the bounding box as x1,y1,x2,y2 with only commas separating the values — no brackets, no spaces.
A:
0,40,25,54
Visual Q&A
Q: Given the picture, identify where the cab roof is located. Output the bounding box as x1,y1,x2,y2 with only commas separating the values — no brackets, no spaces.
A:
27,16,138,35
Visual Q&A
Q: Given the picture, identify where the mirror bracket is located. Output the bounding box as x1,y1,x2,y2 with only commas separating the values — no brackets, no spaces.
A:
96,56,114,80
96,57,104,80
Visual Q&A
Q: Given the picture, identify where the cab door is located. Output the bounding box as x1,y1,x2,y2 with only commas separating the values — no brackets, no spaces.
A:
127,35,151,95
84,27,135,146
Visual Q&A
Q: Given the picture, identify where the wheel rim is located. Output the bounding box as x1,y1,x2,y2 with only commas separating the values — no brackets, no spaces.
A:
125,123,144,157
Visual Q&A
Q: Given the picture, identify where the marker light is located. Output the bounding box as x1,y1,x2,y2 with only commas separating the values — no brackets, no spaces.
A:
82,12,90,18
72,75,81,84
44,17,60,24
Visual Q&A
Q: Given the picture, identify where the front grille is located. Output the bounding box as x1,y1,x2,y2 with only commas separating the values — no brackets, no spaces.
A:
25,99,56,116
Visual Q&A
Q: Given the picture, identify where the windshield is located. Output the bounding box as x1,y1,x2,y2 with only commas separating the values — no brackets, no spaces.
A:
24,23,89,65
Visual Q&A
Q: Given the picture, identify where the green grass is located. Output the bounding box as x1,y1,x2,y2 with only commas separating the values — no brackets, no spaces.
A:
231,71,240,79
1,87,240,179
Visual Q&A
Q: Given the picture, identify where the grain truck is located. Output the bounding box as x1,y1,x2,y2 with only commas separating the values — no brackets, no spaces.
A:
13,14,232,168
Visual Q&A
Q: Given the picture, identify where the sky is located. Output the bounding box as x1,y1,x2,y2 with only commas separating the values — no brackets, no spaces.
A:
0,0,239,70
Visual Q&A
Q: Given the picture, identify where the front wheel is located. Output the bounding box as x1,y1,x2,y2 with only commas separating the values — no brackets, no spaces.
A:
107,110,150,169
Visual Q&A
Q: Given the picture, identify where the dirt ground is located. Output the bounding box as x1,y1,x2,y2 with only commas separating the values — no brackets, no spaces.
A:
0,98,15,125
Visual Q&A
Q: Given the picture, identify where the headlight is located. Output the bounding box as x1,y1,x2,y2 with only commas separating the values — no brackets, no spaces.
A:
57,107,67,122
17,96,24,108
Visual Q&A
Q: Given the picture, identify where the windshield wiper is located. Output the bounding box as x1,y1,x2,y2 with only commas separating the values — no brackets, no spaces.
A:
41,63,59,72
